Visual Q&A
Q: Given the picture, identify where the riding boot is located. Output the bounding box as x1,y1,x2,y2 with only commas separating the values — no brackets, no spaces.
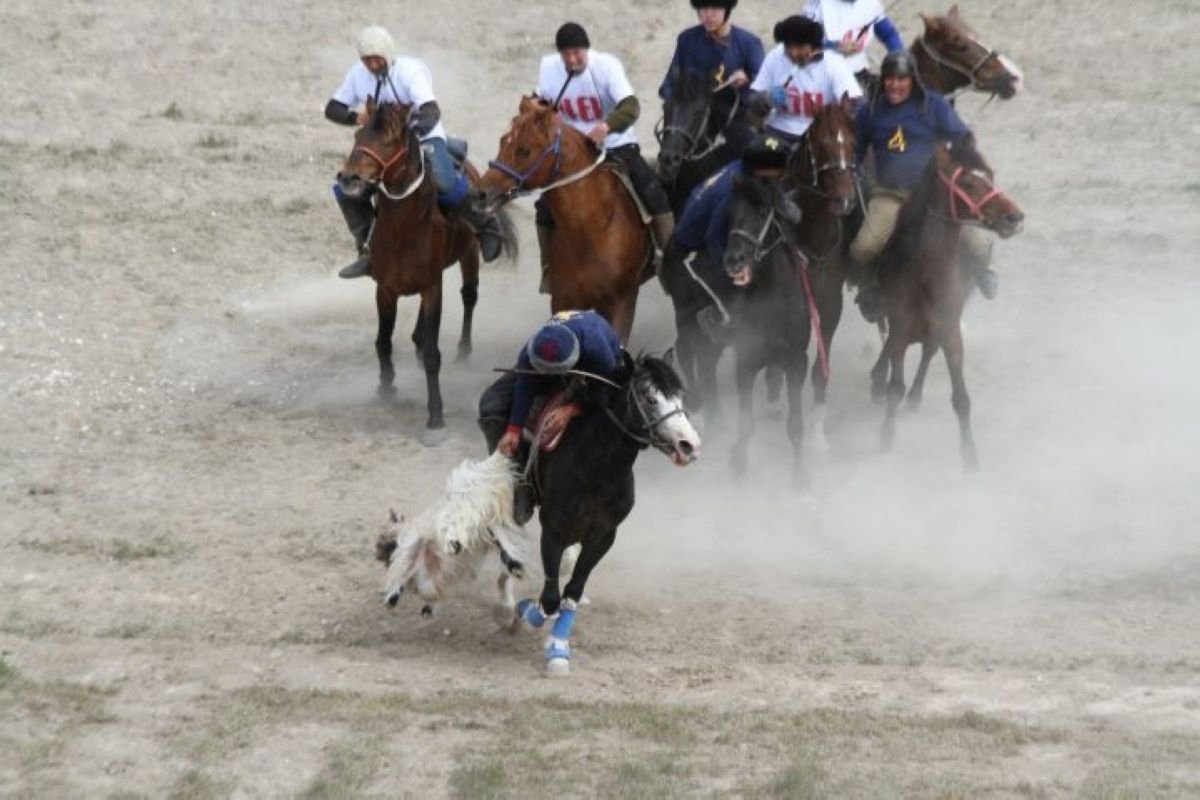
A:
536,224,553,295
335,188,374,279
649,213,675,254
441,174,505,262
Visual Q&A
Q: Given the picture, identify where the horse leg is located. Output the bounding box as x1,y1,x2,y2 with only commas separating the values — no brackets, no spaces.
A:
545,529,617,676
418,282,446,446
457,251,480,363
609,291,638,344
811,281,844,451
695,338,722,424
869,332,890,403
516,533,563,632
881,332,907,452
942,326,980,473
494,549,520,631
764,367,784,420
785,355,810,490
411,305,425,360
907,342,939,409
375,286,399,398
730,354,759,477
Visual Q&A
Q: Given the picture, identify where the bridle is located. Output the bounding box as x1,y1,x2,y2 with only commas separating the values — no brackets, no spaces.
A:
912,32,1008,100
728,203,789,273
655,92,741,167
792,123,857,198
937,165,1005,225
604,375,688,454
351,136,425,201
487,121,606,203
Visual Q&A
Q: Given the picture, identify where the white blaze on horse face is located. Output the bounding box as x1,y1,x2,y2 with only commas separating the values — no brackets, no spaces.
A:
649,388,702,466
998,54,1024,93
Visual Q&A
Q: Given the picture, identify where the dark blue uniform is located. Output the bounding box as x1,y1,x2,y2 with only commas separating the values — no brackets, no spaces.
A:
660,26,765,104
855,91,971,191
674,160,746,266
507,311,622,434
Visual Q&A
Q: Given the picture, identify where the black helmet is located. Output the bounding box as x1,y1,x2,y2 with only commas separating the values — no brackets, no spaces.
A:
742,134,790,171
555,22,590,51
881,51,918,79
773,15,824,49
690,0,738,11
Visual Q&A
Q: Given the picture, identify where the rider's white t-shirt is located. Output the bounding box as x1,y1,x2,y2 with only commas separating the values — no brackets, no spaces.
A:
750,45,862,137
805,0,885,74
536,51,638,150
332,57,447,141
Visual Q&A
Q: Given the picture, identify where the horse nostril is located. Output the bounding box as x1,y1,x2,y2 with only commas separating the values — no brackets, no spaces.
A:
678,440,695,457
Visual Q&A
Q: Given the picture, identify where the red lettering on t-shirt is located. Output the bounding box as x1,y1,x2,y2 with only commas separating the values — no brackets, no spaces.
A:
786,89,825,117
560,96,603,123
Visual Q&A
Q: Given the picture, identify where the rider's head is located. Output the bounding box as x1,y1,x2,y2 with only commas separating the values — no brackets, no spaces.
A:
880,51,921,106
527,322,582,374
356,25,395,76
741,134,790,179
691,0,737,33
774,16,824,66
555,23,591,74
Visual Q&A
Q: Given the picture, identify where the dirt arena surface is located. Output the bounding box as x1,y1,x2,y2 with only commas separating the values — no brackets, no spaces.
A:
3,0,1199,796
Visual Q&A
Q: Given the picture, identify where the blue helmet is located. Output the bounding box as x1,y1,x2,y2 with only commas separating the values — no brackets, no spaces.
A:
527,322,581,374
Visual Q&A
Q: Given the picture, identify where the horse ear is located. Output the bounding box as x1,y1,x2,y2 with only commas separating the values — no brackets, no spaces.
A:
919,13,934,30
519,95,538,113
947,4,961,20
662,347,677,368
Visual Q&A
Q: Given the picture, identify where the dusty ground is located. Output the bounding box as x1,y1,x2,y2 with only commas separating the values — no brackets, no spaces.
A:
3,0,1199,797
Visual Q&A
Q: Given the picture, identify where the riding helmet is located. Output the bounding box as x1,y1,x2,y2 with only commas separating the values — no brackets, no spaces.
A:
773,15,824,49
555,22,591,51
881,51,918,78
356,25,396,63
741,134,790,171
527,323,582,374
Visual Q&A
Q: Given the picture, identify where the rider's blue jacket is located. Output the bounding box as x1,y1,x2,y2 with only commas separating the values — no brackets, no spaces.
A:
674,160,746,267
660,26,765,104
855,90,971,191
507,310,623,434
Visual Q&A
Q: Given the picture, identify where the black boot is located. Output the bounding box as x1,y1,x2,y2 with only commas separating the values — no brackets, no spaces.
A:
335,190,374,279
456,205,505,263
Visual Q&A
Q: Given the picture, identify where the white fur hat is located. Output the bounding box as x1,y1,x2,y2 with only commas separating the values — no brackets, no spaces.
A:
356,25,396,62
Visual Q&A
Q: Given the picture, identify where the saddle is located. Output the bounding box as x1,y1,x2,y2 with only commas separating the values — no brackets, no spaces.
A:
600,161,652,225
522,391,584,453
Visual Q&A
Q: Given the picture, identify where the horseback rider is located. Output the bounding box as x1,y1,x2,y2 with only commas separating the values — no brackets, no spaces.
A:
849,50,998,320
324,26,505,279
748,16,863,148
478,309,625,523
663,134,792,336
802,0,904,96
533,23,675,291
659,0,765,159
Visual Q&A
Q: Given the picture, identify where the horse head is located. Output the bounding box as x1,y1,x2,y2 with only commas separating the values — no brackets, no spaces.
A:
724,172,802,287
656,68,722,184
337,102,417,199
474,96,565,212
935,135,1024,238
793,93,858,216
617,353,701,467
918,5,1024,99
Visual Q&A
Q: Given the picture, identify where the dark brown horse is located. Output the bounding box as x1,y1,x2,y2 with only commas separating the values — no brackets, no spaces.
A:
337,103,516,445
870,136,1023,471
474,96,651,342
912,5,1024,101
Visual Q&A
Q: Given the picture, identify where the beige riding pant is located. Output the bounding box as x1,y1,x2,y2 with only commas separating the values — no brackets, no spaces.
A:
849,187,993,270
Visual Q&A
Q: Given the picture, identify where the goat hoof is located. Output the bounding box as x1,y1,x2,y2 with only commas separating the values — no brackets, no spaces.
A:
385,589,402,607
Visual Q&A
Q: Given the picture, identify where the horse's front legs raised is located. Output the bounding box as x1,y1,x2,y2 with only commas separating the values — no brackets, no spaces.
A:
375,286,399,397
418,283,446,446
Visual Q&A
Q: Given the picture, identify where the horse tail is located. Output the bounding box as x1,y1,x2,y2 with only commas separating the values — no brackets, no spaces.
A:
494,204,520,263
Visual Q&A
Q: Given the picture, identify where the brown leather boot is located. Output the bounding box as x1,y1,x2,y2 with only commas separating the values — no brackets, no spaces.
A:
536,224,553,295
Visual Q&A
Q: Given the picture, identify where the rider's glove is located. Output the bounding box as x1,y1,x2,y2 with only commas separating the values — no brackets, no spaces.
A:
770,86,790,110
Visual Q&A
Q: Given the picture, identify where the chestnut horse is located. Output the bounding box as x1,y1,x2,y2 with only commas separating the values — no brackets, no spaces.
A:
474,96,651,342
337,103,516,445
913,5,1024,101
870,137,1023,471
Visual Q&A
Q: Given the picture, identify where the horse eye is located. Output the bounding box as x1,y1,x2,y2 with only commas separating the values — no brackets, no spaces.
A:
516,147,531,158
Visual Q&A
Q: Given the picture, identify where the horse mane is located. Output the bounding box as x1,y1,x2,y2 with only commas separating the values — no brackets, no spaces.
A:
669,68,712,103
634,353,684,397
879,134,989,275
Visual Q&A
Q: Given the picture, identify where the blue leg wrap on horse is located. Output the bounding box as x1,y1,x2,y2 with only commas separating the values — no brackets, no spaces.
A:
550,602,577,641
438,173,470,209
545,637,571,661
516,599,546,629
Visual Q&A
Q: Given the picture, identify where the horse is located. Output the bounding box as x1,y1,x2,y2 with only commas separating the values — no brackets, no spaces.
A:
510,353,701,675
870,136,1023,472
337,102,516,446
778,95,859,445
721,173,813,487
912,5,1024,102
473,96,651,342
656,68,742,217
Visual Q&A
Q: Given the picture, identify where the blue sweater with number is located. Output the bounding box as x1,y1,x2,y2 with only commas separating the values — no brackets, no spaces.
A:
674,160,746,266
660,26,765,104
507,310,623,433
855,91,971,191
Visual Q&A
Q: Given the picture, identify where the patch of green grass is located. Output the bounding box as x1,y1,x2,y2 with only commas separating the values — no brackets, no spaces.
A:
1183,182,1200,195
195,132,235,149
161,102,184,120
277,197,314,216
449,759,508,800
0,655,19,688
111,536,179,561
18,534,181,562
96,622,152,640
167,768,231,800
749,761,828,799
299,736,391,799
0,608,71,638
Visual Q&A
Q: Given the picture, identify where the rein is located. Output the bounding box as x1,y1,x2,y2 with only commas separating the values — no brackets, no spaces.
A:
935,165,1004,225
604,379,687,452
912,35,1004,101
488,124,607,201
353,139,426,201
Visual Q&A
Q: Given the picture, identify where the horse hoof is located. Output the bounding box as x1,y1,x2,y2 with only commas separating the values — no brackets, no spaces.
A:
420,427,448,448
545,658,571,677
455,345,472,363
385,588,402,607
420,604,434,618
377,383,398,399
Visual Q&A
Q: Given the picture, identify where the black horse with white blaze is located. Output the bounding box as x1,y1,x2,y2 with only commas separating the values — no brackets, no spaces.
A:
503,354,701,676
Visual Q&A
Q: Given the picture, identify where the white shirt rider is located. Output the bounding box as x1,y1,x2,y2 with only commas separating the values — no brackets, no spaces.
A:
332,57,447,142
536,51,638,150
804,0,887,74
751,44,861,138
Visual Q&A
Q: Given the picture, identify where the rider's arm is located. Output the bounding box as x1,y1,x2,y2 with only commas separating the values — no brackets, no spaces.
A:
409,101,441,138
659,33,686,100
741,30,766,87
507,349,539,435
324,99,359,126
605,96,640,134
933,94,971,144
705,191,734,267
874,17,905,52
